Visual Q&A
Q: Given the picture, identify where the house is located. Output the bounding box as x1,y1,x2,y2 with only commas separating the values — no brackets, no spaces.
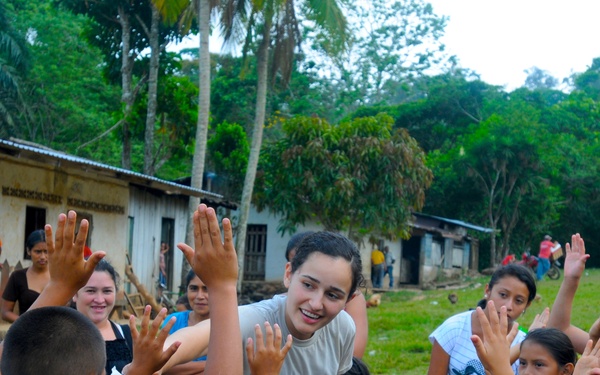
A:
243,208,493,288
0,137,492,295
0,138,231,297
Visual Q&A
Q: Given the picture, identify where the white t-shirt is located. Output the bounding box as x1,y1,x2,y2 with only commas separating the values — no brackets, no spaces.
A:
429,310,525,375
239,294,355,375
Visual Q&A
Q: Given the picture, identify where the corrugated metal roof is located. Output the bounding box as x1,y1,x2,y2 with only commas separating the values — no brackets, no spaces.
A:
413,212,494,233
0,139,223,200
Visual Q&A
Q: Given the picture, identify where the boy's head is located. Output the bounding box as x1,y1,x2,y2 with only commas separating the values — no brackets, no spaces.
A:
1,306,106,375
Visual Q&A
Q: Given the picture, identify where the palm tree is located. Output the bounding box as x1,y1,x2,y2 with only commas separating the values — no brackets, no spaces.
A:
221,0,350,287
0,1,30,126
174,0,220,283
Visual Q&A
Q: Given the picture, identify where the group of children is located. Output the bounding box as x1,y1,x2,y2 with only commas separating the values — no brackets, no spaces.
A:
0,204,371,375
428,233,600,375
3,206,600,375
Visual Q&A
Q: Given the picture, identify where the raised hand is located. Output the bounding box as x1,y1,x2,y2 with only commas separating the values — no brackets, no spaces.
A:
177,204,238,289
31,211,105,310
563,233,589,280
175,204,242,375
246,322,293,375
589,317,600,347
528,307,550,332
124,305,180,375
471,300,518,375
573,339,600,375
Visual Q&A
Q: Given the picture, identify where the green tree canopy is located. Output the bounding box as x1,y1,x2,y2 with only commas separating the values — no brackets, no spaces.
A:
255,113,432,242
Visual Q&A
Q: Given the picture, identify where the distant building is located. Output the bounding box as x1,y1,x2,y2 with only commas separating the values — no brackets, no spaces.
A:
242,209,493,288
0,138,231,295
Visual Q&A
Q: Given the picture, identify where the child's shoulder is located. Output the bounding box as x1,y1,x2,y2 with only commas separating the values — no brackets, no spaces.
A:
437,310,473,331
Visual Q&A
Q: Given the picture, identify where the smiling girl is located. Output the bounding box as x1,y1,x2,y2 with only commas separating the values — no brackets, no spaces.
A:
160,228,363,375
428,264,537,375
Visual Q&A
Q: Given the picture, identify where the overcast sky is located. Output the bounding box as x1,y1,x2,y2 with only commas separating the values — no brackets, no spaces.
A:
171,1,600,91
427,0,600,90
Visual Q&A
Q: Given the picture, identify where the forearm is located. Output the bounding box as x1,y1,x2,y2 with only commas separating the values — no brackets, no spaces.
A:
29,281,79,311
160,320,210,373
547,276,579,331
547,276,590,353
162,360,206,375
1,310,18,323
204,284,242,375
345,293,368,359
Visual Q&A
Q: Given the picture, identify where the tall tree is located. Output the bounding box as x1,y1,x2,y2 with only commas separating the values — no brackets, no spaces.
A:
222,0,350,286
305,0,448,120
0,0,30,128
255,113,432,242
60,0,188,171
1,0,120,147
178,0,219,285
142,0,189,175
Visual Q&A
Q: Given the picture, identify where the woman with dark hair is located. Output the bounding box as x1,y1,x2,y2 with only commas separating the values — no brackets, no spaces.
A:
1,230,50,322
161,269,210,374
73,258,133,375
428,264,537,375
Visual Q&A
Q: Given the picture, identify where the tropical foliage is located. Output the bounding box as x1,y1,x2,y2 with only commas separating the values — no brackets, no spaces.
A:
6,0,600,268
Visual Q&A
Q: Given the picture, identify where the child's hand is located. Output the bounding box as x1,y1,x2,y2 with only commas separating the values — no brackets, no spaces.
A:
125,306,180,375
31,211,106,310
529,307,550,332
245,322,293,375
589,316,600,347
573,339,600,375
471,301,517,375
177,204,238,289
563,233,589,280
45,211,106,290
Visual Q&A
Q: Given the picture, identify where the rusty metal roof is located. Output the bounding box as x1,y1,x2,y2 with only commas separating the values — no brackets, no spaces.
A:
412,212,494,233
0,138,224,201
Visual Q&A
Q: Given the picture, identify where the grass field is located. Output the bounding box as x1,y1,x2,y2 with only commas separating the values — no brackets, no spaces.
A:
362,268,600,374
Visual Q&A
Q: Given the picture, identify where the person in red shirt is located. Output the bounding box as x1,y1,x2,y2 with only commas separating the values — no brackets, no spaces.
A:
501,254,516,266
537,234,553,280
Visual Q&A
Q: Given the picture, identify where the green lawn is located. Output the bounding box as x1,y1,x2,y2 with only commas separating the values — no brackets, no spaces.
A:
362,268,600,374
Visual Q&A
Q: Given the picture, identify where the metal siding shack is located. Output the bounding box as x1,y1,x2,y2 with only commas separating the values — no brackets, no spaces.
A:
408,213,493,287
0,139,225,296
128,188,190,296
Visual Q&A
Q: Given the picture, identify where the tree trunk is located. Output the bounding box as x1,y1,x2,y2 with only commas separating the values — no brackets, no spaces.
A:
183,0,211,286
235,25,271,291
143,4,161,176
118,6,133,170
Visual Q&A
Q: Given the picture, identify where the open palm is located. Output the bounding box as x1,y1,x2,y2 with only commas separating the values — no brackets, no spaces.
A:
563,234,589,280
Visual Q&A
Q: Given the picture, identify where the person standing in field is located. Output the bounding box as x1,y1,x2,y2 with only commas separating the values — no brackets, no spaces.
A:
537,235,554,280
370,246,385,289
383,246,395,289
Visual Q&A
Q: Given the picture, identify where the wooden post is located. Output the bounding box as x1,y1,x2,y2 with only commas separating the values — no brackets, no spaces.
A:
124,265,161,314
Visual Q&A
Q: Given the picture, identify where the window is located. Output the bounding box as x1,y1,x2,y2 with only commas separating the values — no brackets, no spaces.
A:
24,206,46,259
75,211,93,248
244,225,267,281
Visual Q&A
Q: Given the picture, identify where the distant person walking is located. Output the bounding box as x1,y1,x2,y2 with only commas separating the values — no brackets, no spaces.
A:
383,246,395,289
537,234,553,280
371,245,385,288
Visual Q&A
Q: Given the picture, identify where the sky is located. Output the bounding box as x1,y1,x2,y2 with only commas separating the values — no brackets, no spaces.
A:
427,0,600,90
171,1,600,91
